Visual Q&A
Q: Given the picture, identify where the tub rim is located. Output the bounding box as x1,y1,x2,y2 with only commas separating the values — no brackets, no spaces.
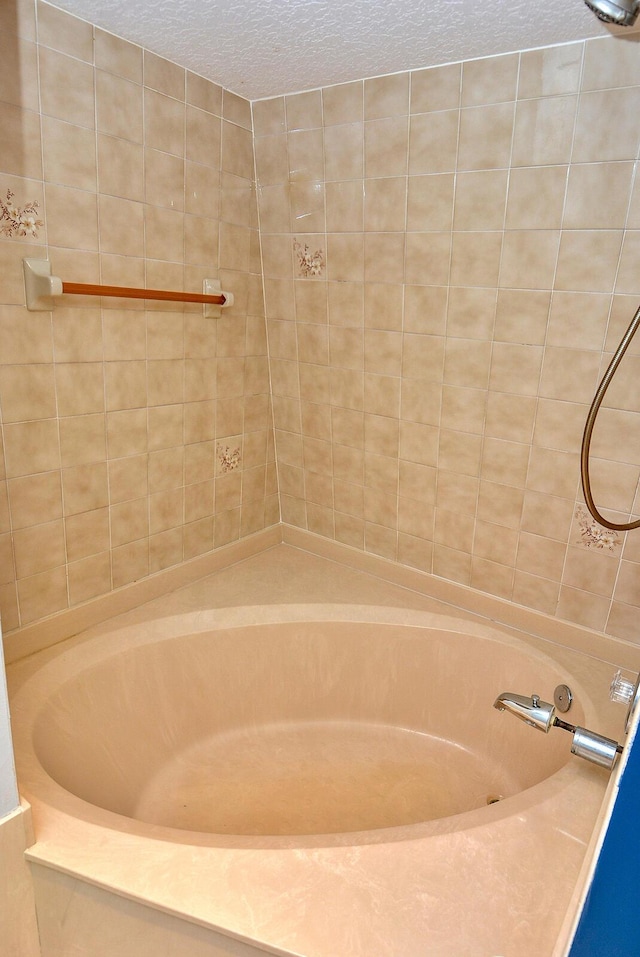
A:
8,603,602,850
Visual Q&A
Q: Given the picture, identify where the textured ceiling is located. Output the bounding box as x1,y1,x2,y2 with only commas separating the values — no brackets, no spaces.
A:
46,0,636,100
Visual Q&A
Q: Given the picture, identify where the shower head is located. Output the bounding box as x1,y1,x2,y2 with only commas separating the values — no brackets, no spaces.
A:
584,0,640,24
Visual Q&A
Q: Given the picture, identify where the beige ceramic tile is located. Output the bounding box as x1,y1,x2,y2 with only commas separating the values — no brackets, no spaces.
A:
505,166,567,230
68,551,112,605
457,103,514,171
477,480,524,529
555,231,623,293
517,531,568,580
499,231,561,290
461,54,519,107
547,292,609,352
145,88,185,155
438,429,482,477
16,565,68,624
615,231,640,296
56,363,105,416
286,90,323,131
511,96,578,167
556,586,609,632
144,51,185,99
97,134,144,200
410,63,461,113
1,0,36,41
408,110,458,174
185,161,220,217
65,508,110,562
364,117,409,177
494,290,550,345
539,347,601,404
563,162,634,230
36,1,93,60
364,178,405,232
108,455,148,505
450,232,502,288
581,34,640,92
46,184,99,250
288,129,324,182
221,121,255,179
323,122,364,181
59,414,107,469
3,420,61,478
39,47,95,127
405,233,451,286
96,70,143,142
145,206,184,262
453,170,508,230
187,107,221,167
62,462,109,516
364,73,409,119
364,234,405,283
42,117,96,190
572,88,640,163
518,43,583,98
0,364,57,422
485,392,536,443
254,134,288,187
444,337,491,389
481,437,530,488
404,285,447,335
13,520,66,578
326,235,364,283
521,488,574,541
8,471,62,529
112,538,149,588
94,29,142,83
322,81,363,126
98,195,144,257
222,90,253,130
406,173,454,231
187,72,223,116
253,97,286,136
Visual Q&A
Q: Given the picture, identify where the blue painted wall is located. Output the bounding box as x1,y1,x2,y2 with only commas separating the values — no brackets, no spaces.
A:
569,729,640,955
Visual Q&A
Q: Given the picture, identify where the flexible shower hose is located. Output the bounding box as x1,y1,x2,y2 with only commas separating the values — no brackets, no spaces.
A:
581,303,640,531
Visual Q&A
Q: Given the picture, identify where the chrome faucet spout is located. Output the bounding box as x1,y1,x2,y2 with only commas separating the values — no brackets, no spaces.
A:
493,690,623,771
493,692,556,733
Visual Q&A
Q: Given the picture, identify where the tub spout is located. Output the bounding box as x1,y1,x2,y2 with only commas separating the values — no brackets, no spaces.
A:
493,692,556,733
494,691,623,771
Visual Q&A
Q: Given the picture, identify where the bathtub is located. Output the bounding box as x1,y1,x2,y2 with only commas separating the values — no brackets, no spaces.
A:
8,602,616,957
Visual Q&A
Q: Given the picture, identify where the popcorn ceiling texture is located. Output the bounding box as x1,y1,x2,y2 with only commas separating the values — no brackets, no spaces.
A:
43,0,625,99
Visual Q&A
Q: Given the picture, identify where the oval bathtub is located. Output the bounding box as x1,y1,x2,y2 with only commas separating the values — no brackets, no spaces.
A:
11,605,591,850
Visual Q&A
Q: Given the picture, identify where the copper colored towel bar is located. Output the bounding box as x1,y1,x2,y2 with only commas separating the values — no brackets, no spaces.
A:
23,259,233,315
60,281,226,305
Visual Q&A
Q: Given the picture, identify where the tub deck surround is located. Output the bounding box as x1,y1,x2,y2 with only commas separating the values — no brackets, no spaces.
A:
8,542,640,957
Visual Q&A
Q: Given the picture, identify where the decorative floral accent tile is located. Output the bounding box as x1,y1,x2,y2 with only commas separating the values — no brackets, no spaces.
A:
575,505,621,551
0,188,43,238
217,443,241,473
293,239,325,278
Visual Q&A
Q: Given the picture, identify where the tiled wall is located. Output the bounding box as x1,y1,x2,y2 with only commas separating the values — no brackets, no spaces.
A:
253,36,640,643
3,1,640,645
0,0,278,633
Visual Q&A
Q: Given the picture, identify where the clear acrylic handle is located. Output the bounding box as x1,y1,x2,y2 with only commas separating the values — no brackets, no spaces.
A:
610,670,636,705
